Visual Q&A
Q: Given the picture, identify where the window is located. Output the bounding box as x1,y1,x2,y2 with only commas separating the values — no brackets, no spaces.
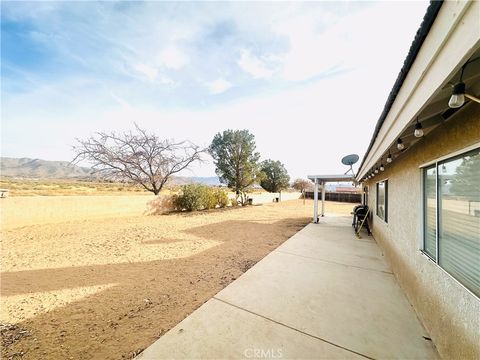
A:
376,180,388,222
423,166,437,259
422,148,480,297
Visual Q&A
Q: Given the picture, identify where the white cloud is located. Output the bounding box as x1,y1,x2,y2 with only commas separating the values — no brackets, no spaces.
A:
2,1,430,180
131,63,175,85
273,2,427,82
158,46,190,70
88,68,384,179
132,63,158,81
237,49,278,79
206,78,232,94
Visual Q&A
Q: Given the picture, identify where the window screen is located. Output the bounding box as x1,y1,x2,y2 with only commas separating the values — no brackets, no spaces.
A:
423,148,480,297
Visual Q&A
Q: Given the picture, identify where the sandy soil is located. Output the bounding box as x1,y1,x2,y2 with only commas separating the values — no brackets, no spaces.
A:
1,200,356,360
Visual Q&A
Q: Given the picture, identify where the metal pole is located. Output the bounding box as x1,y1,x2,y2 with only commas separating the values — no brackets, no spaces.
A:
321,181,326,217
313,178,318,223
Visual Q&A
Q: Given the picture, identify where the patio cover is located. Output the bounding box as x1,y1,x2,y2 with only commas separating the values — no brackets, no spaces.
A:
307,175,354,222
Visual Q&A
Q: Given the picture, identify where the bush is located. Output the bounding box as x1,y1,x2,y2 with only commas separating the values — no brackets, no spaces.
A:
174,185,229,212
174,184,206,211
146,194,177,215
212,188,229,208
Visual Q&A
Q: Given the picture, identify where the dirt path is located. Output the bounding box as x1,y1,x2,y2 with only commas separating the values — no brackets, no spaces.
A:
1,200,355,360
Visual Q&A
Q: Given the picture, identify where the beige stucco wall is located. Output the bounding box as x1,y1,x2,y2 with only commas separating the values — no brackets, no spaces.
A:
364,103,480,359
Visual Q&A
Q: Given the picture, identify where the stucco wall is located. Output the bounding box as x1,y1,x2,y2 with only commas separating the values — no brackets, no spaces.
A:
364,103,480,359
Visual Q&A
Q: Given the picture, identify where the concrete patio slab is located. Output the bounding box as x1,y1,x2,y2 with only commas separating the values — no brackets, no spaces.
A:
216,251,435,359
138,298,364,360
275,218,392,274
137,216,438,360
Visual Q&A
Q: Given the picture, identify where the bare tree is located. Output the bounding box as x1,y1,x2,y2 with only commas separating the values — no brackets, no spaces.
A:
292,178,313,193
72,125,203,195
292,178,313,204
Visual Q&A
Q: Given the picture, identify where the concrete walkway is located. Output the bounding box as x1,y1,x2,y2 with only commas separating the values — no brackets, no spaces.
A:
138,215,438,359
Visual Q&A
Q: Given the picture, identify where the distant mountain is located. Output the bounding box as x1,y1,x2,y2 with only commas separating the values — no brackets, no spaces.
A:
0,157,221,185
1,157,93,179
170,176,221,186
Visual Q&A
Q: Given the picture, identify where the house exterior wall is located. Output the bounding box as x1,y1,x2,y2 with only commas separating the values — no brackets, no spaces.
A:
364,103,480,359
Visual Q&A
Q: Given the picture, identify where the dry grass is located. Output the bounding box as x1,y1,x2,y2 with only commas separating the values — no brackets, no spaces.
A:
0,199,357,360
0,178,150,197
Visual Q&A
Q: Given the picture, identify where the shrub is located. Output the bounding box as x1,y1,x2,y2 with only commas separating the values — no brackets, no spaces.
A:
230,198,238,207
146,194,177,215
174,184,206,211
205,189,218,210
174,185,230,212
214,188,229,208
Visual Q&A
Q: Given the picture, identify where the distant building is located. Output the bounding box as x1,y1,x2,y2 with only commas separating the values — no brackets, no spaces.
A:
334,187,361,194
356,2,479,359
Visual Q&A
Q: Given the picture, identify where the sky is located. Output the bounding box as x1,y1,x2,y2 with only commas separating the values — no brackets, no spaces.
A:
1,1,429,179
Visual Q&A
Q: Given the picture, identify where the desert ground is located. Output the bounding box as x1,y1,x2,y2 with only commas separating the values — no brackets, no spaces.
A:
1,197,356,360
0,178,151,197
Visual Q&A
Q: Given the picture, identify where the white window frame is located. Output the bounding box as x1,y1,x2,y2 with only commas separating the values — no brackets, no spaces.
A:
420,164,437,261
419,143,480,299
375,178,388,223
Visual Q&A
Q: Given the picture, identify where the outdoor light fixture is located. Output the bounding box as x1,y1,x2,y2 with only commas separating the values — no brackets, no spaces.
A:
380,164,385,171
449,59,480,108
375,168,379,174
449,81,466,108
397,138,405,150
414,118,424,138
386,153,392,163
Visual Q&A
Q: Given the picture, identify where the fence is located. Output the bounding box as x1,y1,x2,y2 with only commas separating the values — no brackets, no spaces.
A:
305,191,361,203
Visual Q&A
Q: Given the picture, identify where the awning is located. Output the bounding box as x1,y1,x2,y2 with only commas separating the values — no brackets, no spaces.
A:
308,175,354,183
307,174,355,223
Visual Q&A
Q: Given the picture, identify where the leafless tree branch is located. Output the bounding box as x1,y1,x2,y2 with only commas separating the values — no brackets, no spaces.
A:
72,125,204,195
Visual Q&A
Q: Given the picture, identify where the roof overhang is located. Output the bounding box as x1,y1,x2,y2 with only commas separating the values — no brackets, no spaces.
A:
357,0,480,182
308,175,354,183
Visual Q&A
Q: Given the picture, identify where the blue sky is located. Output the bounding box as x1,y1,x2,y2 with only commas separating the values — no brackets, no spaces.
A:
1,1,429,179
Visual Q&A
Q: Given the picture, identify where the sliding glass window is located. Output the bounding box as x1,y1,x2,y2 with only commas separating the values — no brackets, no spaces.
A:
423,148,480,297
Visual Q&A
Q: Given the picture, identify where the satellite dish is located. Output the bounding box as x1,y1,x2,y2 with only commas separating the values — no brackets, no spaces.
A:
341,154,359,177
341,154,359,166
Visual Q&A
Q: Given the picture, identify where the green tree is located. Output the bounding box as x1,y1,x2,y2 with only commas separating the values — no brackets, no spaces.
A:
260,159,290,201
209,130,262,205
